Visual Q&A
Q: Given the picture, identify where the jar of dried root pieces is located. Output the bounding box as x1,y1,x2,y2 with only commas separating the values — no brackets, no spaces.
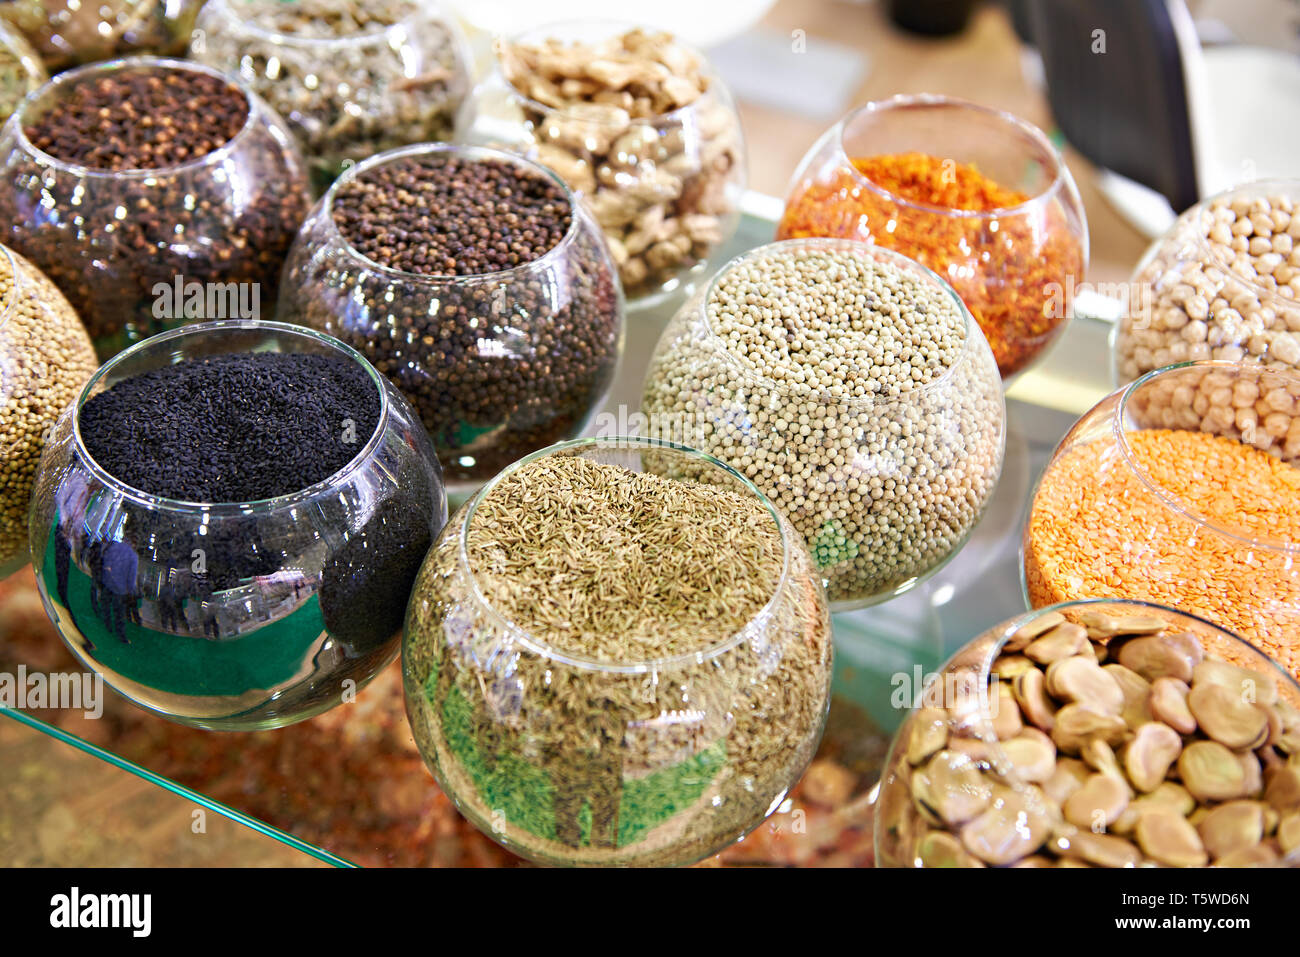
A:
459,21,747,305
402,438,832,867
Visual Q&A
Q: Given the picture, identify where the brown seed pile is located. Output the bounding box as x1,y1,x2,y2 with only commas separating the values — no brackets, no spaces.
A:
331,154,571,275
25,69,248,171
0,61,310,357
642,242,1005,605
281,148,621,485
878,607,1300,868
403,451,833,866
1117,186,1300,383
1025,428,1300,678
194,0,469,193
495,27,744,298
0,245,97,573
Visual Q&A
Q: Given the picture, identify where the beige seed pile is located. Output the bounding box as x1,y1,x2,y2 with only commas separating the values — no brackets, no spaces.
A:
1117,187,1300,383
881,608,1300,868
0,246,97,573
642,243,1005,605
403,451,833,865
464,455,784,661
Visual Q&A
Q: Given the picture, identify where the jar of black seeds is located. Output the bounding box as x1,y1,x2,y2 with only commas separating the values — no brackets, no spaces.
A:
0,56,311,360
278,143,624,492
27,320,448,730
642,238,1007,610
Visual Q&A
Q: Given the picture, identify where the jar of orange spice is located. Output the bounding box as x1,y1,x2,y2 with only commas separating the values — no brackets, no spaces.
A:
777,95,1088,379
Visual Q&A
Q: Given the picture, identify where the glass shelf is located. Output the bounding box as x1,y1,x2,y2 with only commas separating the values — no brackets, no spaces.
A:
0,200,1115,867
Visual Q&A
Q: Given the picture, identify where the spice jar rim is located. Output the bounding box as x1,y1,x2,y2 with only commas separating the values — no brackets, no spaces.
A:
201,0,456,47
834,93,1073,220
7,55,264,180
1114,359,1300,556
1184,177,1300,304
496,17,728,126
316,141,596,287
695,236,993,407
69,319,393,515
0,243,20,332
882,597,1300,867
452,435,796,675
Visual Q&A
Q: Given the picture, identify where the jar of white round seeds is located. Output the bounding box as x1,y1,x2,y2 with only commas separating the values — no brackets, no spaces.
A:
641,238,1006,610
1114,179,1300,386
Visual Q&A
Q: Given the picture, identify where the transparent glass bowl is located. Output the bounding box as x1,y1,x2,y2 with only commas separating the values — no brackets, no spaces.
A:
457,19,747,305
0,20,43,124
1023,360,1300,681
28,320,448,731
0,0,202,72
776,94,1088,380
0,56,310,360
0,242,97,577
641,237,1006,611
193,0,472,196
277,142,624,494
1113,178,1300,386
875,599,1300,868
402,436,833,867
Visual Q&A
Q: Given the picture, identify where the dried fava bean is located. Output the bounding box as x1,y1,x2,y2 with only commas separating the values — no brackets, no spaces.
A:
1081,611,1169,638
1063,773,1130,829
914,750,994,827
1278,811,1300,853
915,830,982,868
1215,843,1280,867
947,737,993,764
1025,623,1089,664
642,241,1004,606
999,729,1055,782
1117,634,1197,683
1265,765,1300,812
1179,741,1249,802
1123,723,1183,793
1050,703,1127,754
1197,801,1266,860
959,786,1053,865
1014,667,1057,731
1007,611,1065,649
1011,855,1054,867
990,683,1024,740
1192,659,1278,707
1043,758,1090,805
1150,677,1197,735
1105,664,1154,727
991,655,1037,680
906,707,949,765
1239,750,1263,795
1136,809,1209,867
1186,682,1270,750
1052,828,1142,868
1082,738,1125,780
1046,656,1125,715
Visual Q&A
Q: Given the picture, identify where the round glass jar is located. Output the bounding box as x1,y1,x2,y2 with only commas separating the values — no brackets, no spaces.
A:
0,0,201,72
0,20,43,125
277,142,624,494
457,20,747,306
641,237,1006,610
1023,360,1300,682
0,242,96,577
0,56,310,360
876,599,1300,868
1113,179,1300,386
192,0,472,196
403,437,833,867
28,320,447,730
776,94,1088,380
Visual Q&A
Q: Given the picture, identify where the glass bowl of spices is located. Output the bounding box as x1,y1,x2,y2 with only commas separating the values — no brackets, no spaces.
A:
402,436,833,867
27,319,448,730
278,142,624,493
0,242,97,578
0,0,202,72
0,20,42,125
1113,179,1300,386
0,55,310,360
641,237,1006,610
458,21,746,306
776,94,1088,380
1023,360,1300,685
192,0,472,196
875,598,1300,868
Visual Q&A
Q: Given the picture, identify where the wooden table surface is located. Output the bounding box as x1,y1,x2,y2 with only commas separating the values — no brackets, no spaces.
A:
0,0,1157,867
